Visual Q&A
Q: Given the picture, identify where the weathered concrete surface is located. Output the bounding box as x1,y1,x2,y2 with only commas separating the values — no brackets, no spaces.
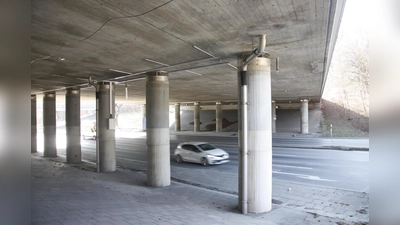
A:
43,92,57,157
194,102,200,132
170,108,323,134
175,103,180,131
65,88,81,164
216,102,222,132
301,99,309,134
31,0,346,105
97,83,116,172
146,71,170,187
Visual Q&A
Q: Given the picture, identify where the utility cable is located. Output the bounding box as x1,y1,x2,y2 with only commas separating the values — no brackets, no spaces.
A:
31,0,173,64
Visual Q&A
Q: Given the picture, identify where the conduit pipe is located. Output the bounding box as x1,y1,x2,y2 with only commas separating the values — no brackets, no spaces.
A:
88,77,101,173
95,92,100,173
240,34,266,214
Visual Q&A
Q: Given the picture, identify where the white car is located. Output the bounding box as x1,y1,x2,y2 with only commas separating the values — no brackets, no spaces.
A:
81,120,96,140
174,142,230,166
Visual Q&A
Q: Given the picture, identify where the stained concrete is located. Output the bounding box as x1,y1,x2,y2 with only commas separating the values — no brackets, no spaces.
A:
31,1,346,105
171,108,323,135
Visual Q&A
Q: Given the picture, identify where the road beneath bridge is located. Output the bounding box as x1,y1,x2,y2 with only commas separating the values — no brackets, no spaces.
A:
39,130,369,193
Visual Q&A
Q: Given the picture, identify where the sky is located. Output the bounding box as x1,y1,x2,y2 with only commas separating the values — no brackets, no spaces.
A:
322,0,369,101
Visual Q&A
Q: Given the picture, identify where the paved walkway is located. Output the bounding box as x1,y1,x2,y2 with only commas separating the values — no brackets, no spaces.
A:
32,152,369,225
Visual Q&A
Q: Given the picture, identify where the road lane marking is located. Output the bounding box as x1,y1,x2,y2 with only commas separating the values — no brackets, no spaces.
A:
273,164,312,170
273,170,337,182
273,154,297,157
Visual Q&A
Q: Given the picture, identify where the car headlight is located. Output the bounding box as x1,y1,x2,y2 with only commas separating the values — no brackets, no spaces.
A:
206,154,216,158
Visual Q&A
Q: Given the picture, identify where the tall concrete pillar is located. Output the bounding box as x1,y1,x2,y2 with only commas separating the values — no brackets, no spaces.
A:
66,88,81,163
31,95,37,153
300,99,309,134
175,103,181,131
146,71,170,187
43,92,57,157
97,82,116,172
238,52,272,213
216,102,222,132
271,100,276,133
194,102,200,132
141,104,146,131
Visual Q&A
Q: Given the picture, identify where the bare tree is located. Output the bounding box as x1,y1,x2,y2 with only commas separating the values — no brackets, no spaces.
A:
341,31,369,116
115,103,123,128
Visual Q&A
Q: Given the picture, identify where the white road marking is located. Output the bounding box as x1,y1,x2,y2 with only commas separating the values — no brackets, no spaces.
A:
273,154,297,157
273,164,312,170
273,170,337,182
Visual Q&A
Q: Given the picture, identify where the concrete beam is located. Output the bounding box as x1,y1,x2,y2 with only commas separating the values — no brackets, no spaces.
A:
180,104,238,111
275,102,320,110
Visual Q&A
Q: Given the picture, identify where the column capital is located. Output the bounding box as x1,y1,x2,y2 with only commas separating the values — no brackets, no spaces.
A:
194,102,200,106
66,88,80,95
146,71,169,82
300,99,309,102
146,70,169,76
44,92,56,98
175,103,180,106
216,101,222,105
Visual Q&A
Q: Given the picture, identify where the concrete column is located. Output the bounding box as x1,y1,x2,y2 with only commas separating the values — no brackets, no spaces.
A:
146,71,170,187
300,99,309,134
216,102,222,132
194,102,200,132
272,100,276,133
65,88,81,163
43,92,57,157
238,53,272,213
97,82,116,172
141,104,146,131
175,103,181,131
31,95,37,153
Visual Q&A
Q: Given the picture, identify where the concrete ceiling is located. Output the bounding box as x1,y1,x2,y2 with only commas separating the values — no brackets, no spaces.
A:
31,0,345,104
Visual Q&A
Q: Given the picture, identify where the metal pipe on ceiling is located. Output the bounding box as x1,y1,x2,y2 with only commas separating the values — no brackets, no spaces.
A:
241,34,267,72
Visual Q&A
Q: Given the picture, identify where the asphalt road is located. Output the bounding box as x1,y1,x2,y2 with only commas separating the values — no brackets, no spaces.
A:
76,135,369,193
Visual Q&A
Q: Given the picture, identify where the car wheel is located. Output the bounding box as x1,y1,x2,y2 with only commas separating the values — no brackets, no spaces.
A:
176,155,183,163
201,158,208,166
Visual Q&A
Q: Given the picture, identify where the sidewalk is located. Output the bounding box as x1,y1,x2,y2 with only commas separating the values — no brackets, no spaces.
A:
32,153,369,225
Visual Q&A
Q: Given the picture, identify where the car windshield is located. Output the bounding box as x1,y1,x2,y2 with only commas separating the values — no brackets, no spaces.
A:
198,143,217,151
